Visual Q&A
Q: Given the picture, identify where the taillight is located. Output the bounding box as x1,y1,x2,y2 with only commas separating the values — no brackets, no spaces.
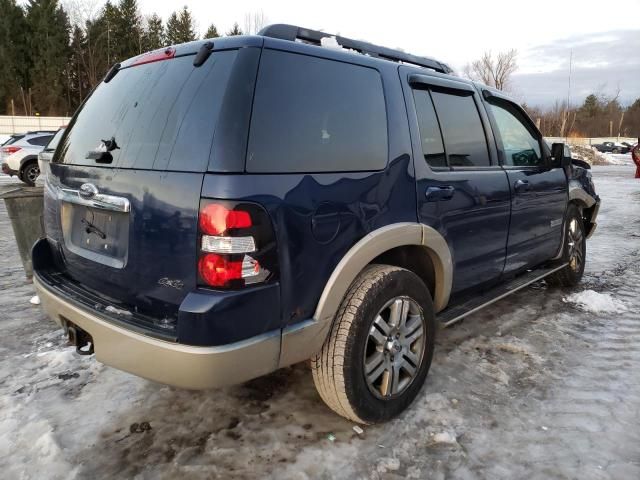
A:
197,200,277,289
2,146,21,155
199,204,252,235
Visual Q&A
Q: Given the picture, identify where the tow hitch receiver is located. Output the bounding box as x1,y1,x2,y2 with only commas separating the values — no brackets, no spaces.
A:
66,322,95,356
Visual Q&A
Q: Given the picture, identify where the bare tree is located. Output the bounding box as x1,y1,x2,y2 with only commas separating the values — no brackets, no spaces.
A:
463,49,518,91
243,10,267,35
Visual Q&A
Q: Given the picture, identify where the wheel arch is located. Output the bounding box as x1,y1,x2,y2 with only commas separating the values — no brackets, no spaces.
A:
568,181,596,209
279,223,453,367
19,155,39,170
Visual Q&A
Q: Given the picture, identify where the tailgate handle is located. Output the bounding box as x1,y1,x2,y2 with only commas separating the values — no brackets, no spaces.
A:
57,186,131,213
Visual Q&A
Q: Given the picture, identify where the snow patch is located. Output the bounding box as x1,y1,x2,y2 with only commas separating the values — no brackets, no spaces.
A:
320,36,342,50
432,431,457,444
563,290,627,313
376,457,400,473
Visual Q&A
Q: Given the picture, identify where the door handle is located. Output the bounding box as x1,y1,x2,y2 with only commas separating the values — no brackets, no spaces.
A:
425,186,455,202
514,179,531,193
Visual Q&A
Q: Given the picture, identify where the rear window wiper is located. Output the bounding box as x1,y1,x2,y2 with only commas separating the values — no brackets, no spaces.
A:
104,63,121,83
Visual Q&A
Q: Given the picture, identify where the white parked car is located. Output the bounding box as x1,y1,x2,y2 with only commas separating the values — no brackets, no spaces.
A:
1,131,55,186
37,127,66,184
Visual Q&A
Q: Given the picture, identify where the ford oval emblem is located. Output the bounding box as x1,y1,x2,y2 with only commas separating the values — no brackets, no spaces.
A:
79,183,99,200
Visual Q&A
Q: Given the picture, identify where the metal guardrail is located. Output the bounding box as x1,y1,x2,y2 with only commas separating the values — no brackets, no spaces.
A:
0,115,71,135
546,137,638,146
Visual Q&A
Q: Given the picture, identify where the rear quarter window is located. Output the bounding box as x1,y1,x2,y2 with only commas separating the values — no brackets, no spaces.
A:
27,135,53,146
56,51,237,172
247,50,388,173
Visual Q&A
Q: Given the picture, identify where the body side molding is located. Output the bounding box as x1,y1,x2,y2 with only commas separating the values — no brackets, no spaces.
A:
279,222,453,367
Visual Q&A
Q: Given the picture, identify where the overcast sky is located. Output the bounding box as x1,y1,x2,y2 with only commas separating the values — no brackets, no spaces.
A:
88,0,640,107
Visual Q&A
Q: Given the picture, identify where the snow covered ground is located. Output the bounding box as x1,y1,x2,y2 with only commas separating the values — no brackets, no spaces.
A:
1,166,639,479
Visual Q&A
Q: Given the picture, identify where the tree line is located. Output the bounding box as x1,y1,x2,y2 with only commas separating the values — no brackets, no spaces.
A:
2,2,639,138
0,0,254,117
465,50,640,139
525,94,640,140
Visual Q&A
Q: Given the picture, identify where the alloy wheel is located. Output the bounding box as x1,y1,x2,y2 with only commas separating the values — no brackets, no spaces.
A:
363,297,426,399
567,218,584,272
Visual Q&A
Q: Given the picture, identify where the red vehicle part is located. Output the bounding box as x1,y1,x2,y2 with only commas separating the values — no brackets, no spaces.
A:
632,143,640,179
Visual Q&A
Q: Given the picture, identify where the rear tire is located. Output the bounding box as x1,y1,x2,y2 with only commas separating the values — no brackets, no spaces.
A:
21,161,40,187
546,204,586,287
311,265,436,424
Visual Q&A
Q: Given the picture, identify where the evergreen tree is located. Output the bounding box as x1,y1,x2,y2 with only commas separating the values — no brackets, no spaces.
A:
204,23,219,39
0,0,28,114
113,0,143,60
67,25,89,111
166,6,197,45
226,22,242,36
25,0,71,115
580,94,601,118
142,13,164,50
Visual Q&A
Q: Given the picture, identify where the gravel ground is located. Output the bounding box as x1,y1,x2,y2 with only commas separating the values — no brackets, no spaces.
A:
0,166,639,479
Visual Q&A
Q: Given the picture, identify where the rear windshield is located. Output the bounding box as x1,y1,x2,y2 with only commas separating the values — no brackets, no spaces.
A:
45,128,65,151
55,51,237,172
3,135,24,146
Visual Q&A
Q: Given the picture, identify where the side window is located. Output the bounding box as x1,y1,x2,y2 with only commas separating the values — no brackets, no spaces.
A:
247,50,388,173
28,135,53,146
487,102,542,167
412,90,446,168
431,91,490,167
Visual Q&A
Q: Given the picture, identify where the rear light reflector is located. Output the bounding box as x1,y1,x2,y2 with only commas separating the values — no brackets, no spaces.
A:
2,146,21,155
199,204,252,236
201,235,256,254
198,253,261,287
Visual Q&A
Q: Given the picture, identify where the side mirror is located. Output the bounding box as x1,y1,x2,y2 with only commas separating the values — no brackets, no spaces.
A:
551,142,571,168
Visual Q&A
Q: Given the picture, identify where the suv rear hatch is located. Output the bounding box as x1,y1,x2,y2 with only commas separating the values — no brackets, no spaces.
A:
43,40,261,336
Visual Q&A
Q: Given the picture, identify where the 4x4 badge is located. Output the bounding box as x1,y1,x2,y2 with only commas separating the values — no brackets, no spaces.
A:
79,183,99,200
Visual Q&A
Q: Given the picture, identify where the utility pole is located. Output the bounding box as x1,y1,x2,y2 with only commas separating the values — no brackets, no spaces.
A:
10,99,15,133
107,19,111,65
565,49,572,141
617,111,625,140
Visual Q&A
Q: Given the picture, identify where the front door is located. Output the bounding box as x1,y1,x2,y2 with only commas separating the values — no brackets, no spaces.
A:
482,96,568,273
402,70,511,295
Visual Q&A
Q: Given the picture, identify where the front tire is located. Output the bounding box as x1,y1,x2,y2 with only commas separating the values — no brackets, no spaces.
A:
547,204,586,287
311,265,436,424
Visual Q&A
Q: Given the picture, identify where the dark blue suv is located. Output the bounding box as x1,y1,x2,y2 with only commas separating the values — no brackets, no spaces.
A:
33,25,600,423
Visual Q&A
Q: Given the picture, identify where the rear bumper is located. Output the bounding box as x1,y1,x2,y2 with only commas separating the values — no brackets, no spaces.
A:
2,162,17,176
34,274,281,389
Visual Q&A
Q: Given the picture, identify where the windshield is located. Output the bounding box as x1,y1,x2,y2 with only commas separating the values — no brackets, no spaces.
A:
55,51,237,172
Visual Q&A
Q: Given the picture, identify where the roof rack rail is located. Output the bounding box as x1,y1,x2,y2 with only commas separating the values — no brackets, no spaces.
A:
258,24,453,74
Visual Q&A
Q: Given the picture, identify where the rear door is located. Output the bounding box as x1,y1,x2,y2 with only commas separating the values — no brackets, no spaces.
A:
45,47,246,320
481,94,567,273
401,70,511,295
